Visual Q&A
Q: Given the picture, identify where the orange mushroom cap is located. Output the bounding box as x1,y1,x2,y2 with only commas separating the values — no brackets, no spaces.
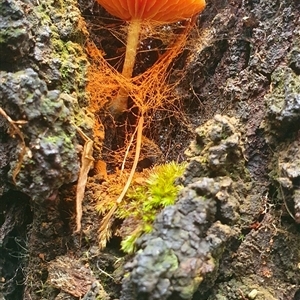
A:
96,0,206,22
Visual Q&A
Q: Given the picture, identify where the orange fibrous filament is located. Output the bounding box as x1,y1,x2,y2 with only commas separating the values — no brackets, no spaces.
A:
86,19,196,247
87,20,193,118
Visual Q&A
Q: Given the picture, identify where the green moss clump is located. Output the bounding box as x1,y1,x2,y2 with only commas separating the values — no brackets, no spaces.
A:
118,162,186,254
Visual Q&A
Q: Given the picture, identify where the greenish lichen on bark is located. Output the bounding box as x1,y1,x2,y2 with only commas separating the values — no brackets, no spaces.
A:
264,66,300,133
0,68,80,200
0,0,91,200
120,115,249,300
0,0,93,298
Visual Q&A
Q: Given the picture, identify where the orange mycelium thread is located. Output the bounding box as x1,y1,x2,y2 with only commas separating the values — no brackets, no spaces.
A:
88,0,206,247
96,0,206,115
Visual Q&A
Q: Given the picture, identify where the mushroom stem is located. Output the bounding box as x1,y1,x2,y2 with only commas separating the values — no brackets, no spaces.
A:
109,18,142,115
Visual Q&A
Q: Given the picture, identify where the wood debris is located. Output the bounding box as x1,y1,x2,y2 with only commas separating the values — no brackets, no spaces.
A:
74,127,94,233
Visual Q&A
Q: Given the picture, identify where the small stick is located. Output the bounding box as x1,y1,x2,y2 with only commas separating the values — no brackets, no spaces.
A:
121,121,139,173
98,114,144,248
0,107,27,183
74,127,94,233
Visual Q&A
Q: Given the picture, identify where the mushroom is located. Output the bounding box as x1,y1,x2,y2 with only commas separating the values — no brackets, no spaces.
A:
96,0,206,22
96,0,206,115
95,0,206,247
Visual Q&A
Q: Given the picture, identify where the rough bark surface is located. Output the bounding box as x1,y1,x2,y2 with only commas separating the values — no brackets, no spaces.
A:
0,0,300,299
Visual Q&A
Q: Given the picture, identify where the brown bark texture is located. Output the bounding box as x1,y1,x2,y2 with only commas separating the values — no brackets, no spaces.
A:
0,0,300,299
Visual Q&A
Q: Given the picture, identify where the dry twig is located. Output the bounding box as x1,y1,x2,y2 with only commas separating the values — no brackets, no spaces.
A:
0,107,27,183
74,127,94,233
98,114,144,248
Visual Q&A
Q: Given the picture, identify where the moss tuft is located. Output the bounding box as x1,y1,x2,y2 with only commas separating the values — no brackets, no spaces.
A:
119,162,186,253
